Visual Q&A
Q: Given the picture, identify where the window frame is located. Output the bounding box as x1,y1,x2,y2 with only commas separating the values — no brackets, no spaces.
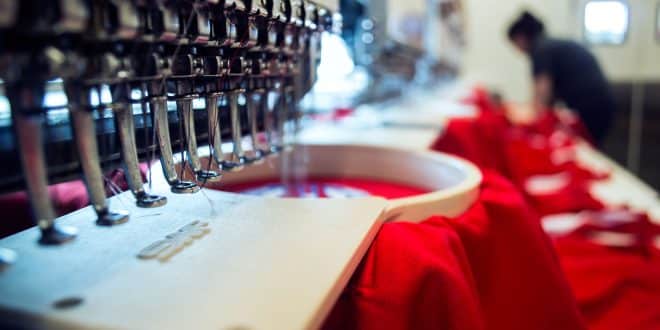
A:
656,1,660,42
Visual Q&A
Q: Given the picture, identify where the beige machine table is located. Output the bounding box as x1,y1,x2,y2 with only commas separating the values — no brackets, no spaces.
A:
0,190,387,329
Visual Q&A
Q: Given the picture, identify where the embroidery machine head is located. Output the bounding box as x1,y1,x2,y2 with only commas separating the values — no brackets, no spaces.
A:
0,0,336,245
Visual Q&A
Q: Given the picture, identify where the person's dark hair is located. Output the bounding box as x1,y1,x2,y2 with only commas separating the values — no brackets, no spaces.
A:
508,11,545,42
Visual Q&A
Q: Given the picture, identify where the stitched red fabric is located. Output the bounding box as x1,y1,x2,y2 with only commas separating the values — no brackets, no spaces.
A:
217,177,429,199
323,171,586,330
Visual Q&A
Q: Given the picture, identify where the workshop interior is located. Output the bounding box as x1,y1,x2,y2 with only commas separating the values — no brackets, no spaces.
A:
0,0,658,329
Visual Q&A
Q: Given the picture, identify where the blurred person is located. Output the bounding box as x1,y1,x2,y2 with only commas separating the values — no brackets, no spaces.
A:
508,11,616,145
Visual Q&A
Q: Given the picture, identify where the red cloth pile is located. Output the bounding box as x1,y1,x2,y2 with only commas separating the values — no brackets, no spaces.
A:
554,210,660,330
429,92,608,217
323,170,586,330
429,88,660,330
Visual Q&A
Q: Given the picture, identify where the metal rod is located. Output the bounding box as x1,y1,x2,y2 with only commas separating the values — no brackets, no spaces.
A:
264,87,278,154
70,101,130,226
113,99,167,208
206,92,225,166
245,89,265,163
257,88,273,157
8,82,77,244
281,84,295,149
177,96,221,182
152,96,200,193
229,89,247,166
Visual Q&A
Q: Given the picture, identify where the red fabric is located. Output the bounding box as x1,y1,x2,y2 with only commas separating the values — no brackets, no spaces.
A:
554,237,660,330
541,201,660,330
431,110,604,185
518,110,595,145
310,108,356,122
0,164,150,238
219,177,429,199
556,209,660,261
502,130,575,183
514,110,563,138
324,171,586,330
437,87,659,330
502,128,607,186
429,111,510,174
524,174,606,216
0,181,89,238
430,107,609,217
324,216,485,330
461,86,505,114
546,208,660,260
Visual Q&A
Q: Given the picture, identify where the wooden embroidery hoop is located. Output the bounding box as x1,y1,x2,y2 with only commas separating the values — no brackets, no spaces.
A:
208,143,483,223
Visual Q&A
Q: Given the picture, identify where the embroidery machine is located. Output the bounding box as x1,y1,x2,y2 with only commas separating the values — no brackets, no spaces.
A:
0,0,337,242
0,1,481,328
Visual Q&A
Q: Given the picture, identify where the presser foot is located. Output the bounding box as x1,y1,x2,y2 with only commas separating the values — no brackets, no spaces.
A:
0,248,17,271
38,225,78,245
244,151,265,165
135,192,167,208
270,145,284,154
221,160,245,172
195,170,222,183
261,148,276,158
171,180,200,194
95,209,130,227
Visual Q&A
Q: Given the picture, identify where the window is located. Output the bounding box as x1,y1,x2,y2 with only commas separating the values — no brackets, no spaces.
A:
584,0,629,45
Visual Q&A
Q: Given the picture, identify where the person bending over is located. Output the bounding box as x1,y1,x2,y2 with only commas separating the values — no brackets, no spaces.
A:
508,11,616,145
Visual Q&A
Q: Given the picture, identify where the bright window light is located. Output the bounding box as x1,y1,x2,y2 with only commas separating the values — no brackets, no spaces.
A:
584,1,629,45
